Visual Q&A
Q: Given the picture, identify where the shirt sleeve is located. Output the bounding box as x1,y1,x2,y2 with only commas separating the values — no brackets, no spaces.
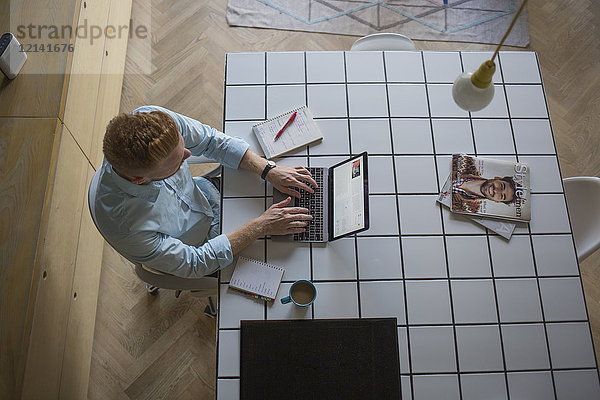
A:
133,105,250,169
109,230,234,278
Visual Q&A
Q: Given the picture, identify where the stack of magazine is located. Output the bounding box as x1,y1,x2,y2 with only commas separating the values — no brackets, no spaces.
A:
436,154,531,239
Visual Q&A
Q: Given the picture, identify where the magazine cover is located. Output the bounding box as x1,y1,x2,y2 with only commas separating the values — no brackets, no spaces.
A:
438,175,516,239
450,154,530,222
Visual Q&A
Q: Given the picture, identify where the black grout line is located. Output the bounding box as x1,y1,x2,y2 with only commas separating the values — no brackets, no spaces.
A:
272,152,559,157
343,54,353,156
503,54,555,399
384,50,414,382
273,276,587,284
263,170,268,321
503,76,520,160
214,52,230,400
217,319,593,330
498,56,519,398
274,277,587,284
343,51,363,321
487,234,512,399
217,365,598,381
472,50,513,400
223,231,575,239
422,50,464,397
263,52,268,122
225,81,546,87
305,51,314,320
304,52,311,160
226,115,553,120
221,190,564,200
354,236,361,319
309,241,315,320
225,116,556,127
526,201,559,399
529,231,559,399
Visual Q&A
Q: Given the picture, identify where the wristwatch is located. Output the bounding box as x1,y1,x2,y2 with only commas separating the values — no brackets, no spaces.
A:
261,160,276,180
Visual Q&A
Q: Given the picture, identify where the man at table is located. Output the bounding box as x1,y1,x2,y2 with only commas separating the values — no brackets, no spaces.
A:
92,105,315,278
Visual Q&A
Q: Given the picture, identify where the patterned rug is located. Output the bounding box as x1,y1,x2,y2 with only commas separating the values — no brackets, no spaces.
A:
227,0,529,46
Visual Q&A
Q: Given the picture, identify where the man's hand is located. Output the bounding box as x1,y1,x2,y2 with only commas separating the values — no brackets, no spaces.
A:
256,197,313,235
227,197,313,256
266,166,318,198
238,149,317,198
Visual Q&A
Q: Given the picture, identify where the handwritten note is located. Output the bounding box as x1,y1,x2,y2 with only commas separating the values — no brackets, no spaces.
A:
253,106,323,159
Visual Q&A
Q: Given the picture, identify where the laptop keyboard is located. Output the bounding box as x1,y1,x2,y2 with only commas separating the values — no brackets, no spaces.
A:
294,167,324,241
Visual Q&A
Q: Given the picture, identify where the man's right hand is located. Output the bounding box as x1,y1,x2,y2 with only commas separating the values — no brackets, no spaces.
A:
256,197,313,236
227,197,313,257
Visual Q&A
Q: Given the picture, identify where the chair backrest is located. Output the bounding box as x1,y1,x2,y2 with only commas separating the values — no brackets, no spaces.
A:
88,168,103,228
351,33,416,51
87,167,217,290
563,176,600,261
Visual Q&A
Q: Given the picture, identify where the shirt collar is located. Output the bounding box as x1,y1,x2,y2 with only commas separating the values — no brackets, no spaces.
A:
105,161,162,202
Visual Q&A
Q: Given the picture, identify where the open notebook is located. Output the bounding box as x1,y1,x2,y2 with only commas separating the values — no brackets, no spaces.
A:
252,106,323,159
229,256,284,302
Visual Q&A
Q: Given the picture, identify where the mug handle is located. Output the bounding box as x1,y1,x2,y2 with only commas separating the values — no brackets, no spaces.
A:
281,296,292,304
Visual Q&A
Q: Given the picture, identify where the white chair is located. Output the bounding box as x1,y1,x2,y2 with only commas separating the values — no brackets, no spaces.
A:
351,33,416,51
563,176,600,261
88,167,218,301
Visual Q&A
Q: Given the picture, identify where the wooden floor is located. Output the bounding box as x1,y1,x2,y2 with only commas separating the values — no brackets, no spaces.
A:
88,0,600,398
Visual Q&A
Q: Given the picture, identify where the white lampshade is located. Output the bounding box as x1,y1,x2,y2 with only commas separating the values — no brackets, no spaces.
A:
451,0,528,112
452,73,495,112
452,60,496,112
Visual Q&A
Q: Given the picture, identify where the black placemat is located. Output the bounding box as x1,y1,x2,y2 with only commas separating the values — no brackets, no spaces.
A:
240,318,401,399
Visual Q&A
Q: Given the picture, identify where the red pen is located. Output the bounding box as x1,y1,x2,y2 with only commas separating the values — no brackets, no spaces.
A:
274,111,297,141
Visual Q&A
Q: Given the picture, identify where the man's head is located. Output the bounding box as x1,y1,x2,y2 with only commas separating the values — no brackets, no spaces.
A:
103,111,191,184
480,176,517,204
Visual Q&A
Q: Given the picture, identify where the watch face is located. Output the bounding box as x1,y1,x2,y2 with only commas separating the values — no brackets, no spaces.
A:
268,161,276,167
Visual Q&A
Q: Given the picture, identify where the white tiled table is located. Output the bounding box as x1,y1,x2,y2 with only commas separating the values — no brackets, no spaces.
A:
216,51,600,400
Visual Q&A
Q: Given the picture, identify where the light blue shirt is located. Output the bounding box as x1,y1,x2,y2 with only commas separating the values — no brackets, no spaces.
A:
93,106,250,278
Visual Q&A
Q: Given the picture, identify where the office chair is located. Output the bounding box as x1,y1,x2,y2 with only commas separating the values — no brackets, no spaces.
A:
350,33,416,51
88,165,218,310
563,176,600,261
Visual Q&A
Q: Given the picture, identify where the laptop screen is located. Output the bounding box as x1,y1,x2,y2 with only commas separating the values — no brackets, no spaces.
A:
330,152,369,240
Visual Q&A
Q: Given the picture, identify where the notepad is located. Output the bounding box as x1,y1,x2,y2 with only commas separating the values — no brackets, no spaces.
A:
252,106,323,159
229,256,285,302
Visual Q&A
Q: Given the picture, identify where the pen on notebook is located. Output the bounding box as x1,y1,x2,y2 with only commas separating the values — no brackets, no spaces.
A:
274,111,297,141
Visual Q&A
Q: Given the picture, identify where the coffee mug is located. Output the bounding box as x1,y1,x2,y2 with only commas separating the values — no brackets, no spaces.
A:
280,280,317,306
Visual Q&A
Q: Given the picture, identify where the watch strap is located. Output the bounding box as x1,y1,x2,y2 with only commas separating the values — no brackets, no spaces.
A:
261,162,275,180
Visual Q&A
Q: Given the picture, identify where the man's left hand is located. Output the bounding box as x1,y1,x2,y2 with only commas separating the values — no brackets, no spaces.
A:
266,166,318,198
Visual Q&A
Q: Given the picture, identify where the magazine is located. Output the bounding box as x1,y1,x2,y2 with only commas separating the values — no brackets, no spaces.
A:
437,175,516,239
450,154,530,222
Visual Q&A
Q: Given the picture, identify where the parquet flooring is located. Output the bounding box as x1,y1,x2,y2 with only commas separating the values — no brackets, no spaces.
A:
89,0,600,398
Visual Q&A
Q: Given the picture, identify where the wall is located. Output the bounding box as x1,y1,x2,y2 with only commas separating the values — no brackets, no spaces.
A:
0,0,132,398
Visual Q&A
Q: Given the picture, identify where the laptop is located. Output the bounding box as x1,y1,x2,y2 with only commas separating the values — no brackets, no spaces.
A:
273,152,370,242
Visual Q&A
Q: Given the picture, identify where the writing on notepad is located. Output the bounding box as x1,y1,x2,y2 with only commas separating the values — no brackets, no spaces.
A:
252,106,323,159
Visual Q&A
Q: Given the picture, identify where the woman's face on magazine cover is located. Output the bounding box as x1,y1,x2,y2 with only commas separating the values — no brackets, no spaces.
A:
481,178,515,203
